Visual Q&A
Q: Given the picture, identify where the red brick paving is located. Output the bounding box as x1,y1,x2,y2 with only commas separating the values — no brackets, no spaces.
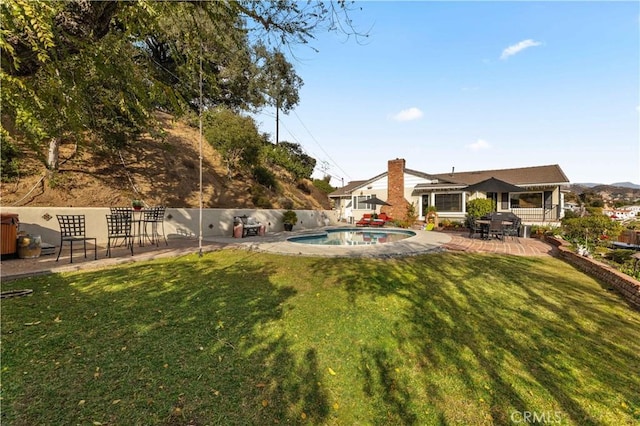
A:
442,232,556,256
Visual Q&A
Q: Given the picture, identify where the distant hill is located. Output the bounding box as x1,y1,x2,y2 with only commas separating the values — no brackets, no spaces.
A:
612,182,640,189
576,182,640,189
575,183,600,188
568,183,640,205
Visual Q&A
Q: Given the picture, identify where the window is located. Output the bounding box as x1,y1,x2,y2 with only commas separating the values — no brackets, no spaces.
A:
510,192,542,208
434,193,463,212
501,192,509,210
355,195,370,210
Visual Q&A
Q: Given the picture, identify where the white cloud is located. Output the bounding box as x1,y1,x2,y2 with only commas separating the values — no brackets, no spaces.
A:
466,139,491,151
391,107,423,122
500,39,542,60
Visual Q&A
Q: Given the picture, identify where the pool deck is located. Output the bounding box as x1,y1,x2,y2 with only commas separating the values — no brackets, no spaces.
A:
1,228,555,282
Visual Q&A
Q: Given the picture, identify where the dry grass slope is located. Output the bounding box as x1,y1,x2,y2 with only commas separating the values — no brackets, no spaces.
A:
1,112,331,210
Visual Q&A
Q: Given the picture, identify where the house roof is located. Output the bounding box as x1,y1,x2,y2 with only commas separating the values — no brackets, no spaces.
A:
329,180,368,197
431,164,570,186
329,168,442,197
330,164,570,197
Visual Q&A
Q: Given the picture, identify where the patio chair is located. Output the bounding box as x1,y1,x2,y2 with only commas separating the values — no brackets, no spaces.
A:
109,207,133,237
142,206,168,246
106,214,133,257
502,215,521,241
467,217,486,239
488,219,504,241
110,207,133,217
56,215,98,263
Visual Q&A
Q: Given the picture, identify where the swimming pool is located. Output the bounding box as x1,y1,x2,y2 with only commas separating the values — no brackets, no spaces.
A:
288,228,416,246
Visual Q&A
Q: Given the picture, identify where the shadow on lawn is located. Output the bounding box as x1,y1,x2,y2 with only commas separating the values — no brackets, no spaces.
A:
1,252,330,425
311,253,640,425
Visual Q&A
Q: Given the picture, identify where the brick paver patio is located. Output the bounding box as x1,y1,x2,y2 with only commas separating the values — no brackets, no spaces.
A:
443,232,555,256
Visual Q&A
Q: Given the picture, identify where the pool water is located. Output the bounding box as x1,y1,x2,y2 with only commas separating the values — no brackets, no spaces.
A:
288,228,415,246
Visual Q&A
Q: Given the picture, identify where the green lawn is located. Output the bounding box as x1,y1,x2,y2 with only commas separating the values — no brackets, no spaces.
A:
2,250,639,425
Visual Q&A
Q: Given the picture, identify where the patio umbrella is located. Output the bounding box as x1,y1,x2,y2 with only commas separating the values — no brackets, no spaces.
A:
366,196,391,213
367,196,391,207
464,177,522,194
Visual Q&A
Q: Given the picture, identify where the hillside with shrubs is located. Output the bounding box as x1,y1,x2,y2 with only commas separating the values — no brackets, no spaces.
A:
1,112,333,210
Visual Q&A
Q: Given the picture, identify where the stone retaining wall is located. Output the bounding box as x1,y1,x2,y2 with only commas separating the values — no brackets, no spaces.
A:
546,236,640,310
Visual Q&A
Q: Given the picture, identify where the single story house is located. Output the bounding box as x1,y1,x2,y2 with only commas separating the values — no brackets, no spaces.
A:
329,158,571,225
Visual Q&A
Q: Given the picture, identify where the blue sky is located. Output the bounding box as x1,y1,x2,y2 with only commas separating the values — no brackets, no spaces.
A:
253,1,640,186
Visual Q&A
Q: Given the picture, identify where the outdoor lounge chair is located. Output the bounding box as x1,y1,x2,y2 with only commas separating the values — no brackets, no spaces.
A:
377,212,393,223
355,213,372,227
369,218,385,227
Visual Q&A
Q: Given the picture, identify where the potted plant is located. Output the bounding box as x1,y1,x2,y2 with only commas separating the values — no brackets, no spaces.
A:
282,210,298,231
132,200,144,210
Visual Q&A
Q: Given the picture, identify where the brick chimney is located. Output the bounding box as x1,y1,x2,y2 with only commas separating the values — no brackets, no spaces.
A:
384,158,410,220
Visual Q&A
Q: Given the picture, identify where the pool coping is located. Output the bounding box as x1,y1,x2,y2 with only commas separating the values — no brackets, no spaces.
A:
206,226,452,258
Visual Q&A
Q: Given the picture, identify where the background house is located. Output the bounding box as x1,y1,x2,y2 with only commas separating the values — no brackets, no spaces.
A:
329,158,571,225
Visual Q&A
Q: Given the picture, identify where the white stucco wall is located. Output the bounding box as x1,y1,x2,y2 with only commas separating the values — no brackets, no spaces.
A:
0,207,339,245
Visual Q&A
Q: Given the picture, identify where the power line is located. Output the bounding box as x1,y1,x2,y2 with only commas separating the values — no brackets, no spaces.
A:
255,110,346,182
291,110,352,181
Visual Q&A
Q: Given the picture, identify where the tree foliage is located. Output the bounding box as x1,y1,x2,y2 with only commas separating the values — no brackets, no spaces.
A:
264,141,316,180
202,107,264,174
254,43,303,114
561,214,623,247
313,177,335,194
1,0,362,171
0,131,20,181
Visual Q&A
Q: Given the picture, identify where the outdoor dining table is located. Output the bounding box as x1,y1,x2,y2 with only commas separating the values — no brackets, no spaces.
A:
109,207,161,247
474,220,513,226
131,208,162,246
474,219,514,240
130,209,146,246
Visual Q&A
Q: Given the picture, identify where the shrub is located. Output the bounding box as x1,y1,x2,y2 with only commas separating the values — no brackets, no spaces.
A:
264,141,315,180
563,209,580,219
253,166,278,190
282,210,298,225
312,178,334,194
203,107,264,171
397,202,418,228
250,186,272,209
296,181,311,194
1,135,20,182
280,199,294,210
561,215,623,248
606,249,635,264
252,194,272,209
466,198,495,219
